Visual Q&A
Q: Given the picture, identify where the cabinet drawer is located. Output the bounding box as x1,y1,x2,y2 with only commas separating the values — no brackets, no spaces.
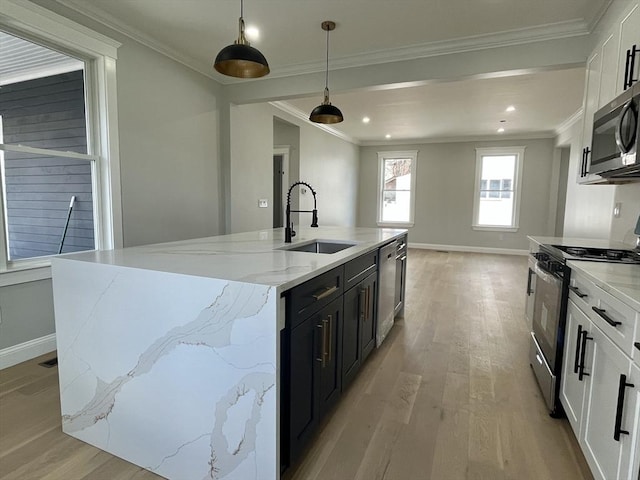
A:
287,266,343,327
568,273,597,311
588,285,638,357
344,251,377,291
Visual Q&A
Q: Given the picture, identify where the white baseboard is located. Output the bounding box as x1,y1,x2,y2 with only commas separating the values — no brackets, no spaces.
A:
408,242,529,256
0,334,57,370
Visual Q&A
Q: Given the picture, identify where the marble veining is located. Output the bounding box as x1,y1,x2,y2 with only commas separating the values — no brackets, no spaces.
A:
52,260,278,480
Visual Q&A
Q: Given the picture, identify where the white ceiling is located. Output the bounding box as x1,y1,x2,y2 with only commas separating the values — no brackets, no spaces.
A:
6,0,611,142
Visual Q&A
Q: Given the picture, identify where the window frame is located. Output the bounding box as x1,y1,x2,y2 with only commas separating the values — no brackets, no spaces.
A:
376,150,418,227
472,146,525,232
0,0,122,286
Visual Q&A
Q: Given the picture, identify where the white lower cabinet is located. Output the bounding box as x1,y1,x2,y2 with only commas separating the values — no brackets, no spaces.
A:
619,362,640,480
581,325,635,480
560,271,640,480
561,300,591,436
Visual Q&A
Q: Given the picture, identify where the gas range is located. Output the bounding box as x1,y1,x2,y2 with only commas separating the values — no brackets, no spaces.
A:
547,244,640,265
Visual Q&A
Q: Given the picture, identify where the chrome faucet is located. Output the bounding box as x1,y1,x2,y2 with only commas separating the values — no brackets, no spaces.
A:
285,181,318,243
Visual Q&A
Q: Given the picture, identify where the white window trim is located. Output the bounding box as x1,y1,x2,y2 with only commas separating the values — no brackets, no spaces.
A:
472,146,525,233
0,0,122,286
376,150,418,227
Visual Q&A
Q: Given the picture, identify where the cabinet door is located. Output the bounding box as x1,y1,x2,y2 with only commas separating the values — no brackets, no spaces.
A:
361,272,378,362
317,299,342,418
289,312,320,463
561,301,590,437
619,362,640,480
599,32,620,107
581,325,633,480
342,285,363,389
578,51,602,183
617,3,640,94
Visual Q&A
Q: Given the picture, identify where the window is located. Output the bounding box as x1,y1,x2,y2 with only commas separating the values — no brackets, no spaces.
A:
472,147,524,232
377,151,418,226
0,0,122,285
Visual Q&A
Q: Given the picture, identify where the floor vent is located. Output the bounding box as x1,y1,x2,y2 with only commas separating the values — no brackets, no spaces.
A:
39,357,58,368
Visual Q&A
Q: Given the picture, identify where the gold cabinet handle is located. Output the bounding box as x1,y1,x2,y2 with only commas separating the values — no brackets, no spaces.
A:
312,285,338,301
316,324,325,366
359,287,366,321
325,314,332,363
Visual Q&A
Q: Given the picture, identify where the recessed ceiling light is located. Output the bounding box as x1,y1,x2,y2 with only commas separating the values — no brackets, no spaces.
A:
497,127,505,133
385,134,391,139
506,105,516,112
362,116,370,124
245,26,260,41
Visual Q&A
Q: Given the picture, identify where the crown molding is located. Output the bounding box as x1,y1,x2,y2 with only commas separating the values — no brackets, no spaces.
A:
50,1,591,83
269,101,360,145
54,0,220,83
360,131,555,147
270,19,591,79
555,108,584,137
586,0,615,32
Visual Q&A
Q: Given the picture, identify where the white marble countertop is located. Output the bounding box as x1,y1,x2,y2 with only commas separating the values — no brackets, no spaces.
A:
567,260,640,311
527,236,632,250
58,226,407,293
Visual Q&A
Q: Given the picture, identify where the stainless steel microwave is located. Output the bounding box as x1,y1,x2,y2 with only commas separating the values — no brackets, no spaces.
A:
590,83,640,178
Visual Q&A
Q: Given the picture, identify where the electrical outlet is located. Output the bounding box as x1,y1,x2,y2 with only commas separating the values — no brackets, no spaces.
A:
258,199,268,208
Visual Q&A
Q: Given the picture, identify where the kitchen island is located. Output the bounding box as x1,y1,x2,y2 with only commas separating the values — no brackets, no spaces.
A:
51,226,407,480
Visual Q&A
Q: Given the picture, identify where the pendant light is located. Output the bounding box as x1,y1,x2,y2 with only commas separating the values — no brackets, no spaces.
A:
214,0,269,78
309,21,343,124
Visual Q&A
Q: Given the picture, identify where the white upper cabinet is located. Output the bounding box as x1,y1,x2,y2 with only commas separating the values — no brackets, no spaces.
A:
599,32,621,108
616,3,640,95
578,51,603,184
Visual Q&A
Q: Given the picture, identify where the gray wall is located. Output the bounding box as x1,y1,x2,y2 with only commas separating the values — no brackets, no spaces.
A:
229,102,359,234
555,147,570,236
1,1,223,356
357,138,558,251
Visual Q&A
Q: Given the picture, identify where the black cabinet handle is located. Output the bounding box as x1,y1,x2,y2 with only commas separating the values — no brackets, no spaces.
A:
574,325,583,374
569,285,587,298
624,45,639,90
592,306,622,327
634,342,640,351
614,374,635,441
584,147,591,176
581,148,586,177
578,329,592,381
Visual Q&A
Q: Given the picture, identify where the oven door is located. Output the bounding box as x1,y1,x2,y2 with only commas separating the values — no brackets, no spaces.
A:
531,262,563,369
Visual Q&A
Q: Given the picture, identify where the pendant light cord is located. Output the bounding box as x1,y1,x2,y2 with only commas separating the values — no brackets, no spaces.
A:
240,0,244,18
325,27,330,91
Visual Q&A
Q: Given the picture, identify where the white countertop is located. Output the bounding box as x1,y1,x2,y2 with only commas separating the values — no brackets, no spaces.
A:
57,226,407,293
567,260,640,311
527,236,632,250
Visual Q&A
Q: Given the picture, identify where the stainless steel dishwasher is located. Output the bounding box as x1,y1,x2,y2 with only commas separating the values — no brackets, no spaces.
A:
377,240,397,346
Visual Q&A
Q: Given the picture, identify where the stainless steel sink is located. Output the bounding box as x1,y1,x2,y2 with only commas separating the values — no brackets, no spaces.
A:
278,240,357,254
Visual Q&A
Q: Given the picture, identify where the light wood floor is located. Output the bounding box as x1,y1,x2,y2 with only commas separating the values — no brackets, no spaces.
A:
0,250,592,480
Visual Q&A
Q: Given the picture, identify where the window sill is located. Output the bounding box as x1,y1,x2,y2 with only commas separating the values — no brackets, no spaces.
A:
472,225,519,233
377,221,414,228
0,262,52,287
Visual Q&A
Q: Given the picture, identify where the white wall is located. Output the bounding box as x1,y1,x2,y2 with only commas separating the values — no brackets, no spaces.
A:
358,138,559,251
229,103,359,233
610,183,640,247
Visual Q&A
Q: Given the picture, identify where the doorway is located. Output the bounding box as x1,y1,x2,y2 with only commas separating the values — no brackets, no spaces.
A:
273,147,289,228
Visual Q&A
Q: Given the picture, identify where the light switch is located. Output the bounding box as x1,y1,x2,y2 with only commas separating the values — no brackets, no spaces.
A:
258,199,268,208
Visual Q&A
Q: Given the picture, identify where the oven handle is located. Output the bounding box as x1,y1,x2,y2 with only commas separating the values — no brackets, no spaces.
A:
534,262,562,285
526,268,534,295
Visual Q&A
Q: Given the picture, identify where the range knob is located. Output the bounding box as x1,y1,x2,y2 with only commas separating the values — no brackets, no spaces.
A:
534,252,549,262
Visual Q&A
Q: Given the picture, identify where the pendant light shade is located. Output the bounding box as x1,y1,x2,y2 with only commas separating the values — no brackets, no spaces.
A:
310,21,343,124
214,1,269,79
